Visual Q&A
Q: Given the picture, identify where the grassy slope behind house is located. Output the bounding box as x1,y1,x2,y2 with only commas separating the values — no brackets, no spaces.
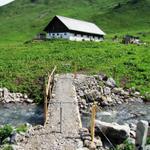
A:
0,0,150,102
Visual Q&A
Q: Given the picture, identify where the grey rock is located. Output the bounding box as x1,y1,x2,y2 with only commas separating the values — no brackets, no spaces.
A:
89,142,96,150
106,96,113,103
134,91,140,96
78,90,85,97
76,139,84,148
130,130,136,138
145,145,150,150
0,88,3,98
5,98,12,103
10,132,18,144
26,99,33,103
77,148,89,150
120,90,129,97
100,101,109,107
82,135,92,141
112,87,123,94
95,120,130,144
103,87,111,95
136,120,148,150
129,123,137,131
94,137,103,147
79,128,89,134
3,88,9,98
148,126,150,136
84,139,91,148
86,90,101,102
128,137,135,145
105,78,116,88
24,94,28,99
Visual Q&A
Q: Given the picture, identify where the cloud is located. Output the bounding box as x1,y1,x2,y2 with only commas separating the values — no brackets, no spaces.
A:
0,0,15,7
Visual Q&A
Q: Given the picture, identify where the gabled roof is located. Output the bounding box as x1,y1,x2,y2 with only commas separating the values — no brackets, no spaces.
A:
54,15,106,35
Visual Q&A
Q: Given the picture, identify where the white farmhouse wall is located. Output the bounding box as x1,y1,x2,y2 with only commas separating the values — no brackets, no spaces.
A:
46,32,103,42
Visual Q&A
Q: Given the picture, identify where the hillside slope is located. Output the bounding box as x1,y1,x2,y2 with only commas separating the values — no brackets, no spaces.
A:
0,0,150,102
0,0,150,42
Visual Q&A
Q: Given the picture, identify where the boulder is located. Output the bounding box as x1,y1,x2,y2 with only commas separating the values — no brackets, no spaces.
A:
95,120,130,144
105,78,116,88
103,87,111,95
94,137,103,147
3,88,9,98
0,88,3,97
89,142,96,150
136,120,148,150
23,94,28,99
84,139,91,148
78,90,85,98
25,99,33,103
145,145,150,150
86,90,101,102
112,87,123,94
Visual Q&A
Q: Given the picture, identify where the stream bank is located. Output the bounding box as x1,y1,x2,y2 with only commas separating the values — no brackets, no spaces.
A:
74,74,150,150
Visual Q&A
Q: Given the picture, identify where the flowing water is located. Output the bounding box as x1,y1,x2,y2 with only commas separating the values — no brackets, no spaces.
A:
0,103,44,126
82,102,150,127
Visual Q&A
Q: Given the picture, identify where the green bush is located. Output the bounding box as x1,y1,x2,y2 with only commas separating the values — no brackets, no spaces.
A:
16,124,28,133
147,137,150,144
115,140,135,150
0,125,13,144
2,145,13,150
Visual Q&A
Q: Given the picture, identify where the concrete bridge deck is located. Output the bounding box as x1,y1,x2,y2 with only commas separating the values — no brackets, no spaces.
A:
21,74,82,150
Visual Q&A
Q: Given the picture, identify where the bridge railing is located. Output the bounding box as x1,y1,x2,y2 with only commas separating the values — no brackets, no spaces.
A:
44,66,57,126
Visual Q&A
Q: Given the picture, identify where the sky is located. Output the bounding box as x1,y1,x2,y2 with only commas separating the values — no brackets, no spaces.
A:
0,0,14,6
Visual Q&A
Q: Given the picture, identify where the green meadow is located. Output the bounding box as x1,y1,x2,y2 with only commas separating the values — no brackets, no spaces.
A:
0,0,150,102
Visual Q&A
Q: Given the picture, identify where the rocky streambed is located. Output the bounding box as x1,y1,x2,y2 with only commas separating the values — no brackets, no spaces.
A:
74,74,150,149
0,88,44,149
0,88,44,126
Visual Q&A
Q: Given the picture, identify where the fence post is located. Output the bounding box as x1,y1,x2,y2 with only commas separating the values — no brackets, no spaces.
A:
44,82,48,126
60,102,62,133
90,103,96,143
74,63,77,79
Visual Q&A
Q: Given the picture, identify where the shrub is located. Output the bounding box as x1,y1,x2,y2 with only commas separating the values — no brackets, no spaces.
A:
147,137,150,144
0,125,13,143
2,145,13,150
115,140,135,150
16,124,28,133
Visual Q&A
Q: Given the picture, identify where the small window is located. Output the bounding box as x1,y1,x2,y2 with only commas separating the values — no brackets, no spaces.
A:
64,33,67,35
52,33,55,36
74,33,77,36
57,33,59,36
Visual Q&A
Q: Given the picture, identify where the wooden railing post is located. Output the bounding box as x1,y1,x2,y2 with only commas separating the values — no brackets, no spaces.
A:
90,103,96,143
43,66,57,126
44,82,48,125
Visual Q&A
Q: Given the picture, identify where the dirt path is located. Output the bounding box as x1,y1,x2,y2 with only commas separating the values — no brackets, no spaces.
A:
21,74,82,150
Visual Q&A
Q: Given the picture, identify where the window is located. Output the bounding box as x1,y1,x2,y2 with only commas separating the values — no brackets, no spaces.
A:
57,33,59,36
74,33,77,36
64,33,67,35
